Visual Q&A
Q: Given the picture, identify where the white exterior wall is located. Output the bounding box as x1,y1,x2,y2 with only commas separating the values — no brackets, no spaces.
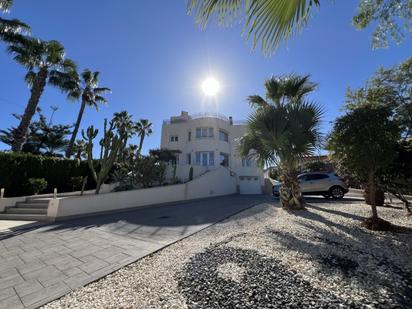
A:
161,112,263,193
47,167,237,219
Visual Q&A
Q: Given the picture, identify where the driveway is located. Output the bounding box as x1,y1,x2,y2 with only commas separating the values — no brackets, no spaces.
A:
0,195,268,309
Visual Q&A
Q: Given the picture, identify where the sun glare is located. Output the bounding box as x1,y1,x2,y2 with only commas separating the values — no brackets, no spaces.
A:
202,77,220,96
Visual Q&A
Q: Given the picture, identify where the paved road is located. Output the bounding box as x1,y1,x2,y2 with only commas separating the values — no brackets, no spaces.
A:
0,195,267,309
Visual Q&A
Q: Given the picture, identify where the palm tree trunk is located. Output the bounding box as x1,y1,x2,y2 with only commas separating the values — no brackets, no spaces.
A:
65,98,86,158
138,134,145,155
279,168,304,210
12,69,48,151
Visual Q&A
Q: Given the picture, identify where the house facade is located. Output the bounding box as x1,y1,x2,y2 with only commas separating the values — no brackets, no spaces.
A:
161,111,263,194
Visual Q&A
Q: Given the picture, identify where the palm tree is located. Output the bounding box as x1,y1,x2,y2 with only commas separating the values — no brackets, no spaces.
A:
0,0,30,42
8,37,76,151
239,74,323,210
187,0,320,54
112,110,137,158
62,69,111,158
135,119,153,155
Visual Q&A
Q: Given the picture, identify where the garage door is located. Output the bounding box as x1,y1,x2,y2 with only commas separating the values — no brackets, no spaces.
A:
239,176,262,194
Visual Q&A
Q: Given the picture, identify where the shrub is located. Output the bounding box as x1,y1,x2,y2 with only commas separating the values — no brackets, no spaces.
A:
0,152,96,197
113,184,135,192
268,167,281,180
26,178,48,195
69,176,84,191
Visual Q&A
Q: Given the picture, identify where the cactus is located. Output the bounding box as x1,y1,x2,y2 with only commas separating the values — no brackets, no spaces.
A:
82,118,126,194
189,166,193,181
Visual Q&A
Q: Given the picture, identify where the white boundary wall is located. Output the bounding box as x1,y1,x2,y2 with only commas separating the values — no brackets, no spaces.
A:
0,183,116,213
47,167,237,220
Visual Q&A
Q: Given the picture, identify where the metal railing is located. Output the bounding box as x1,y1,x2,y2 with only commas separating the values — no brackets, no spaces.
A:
163,112,247,125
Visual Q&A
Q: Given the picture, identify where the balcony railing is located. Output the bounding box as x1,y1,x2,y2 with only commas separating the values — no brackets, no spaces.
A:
163,112,246,125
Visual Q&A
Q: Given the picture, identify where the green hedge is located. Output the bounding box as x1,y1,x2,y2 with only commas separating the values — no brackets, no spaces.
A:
0,152,97,197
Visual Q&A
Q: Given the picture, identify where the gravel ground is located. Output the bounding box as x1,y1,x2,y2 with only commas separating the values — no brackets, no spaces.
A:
44,198,412,309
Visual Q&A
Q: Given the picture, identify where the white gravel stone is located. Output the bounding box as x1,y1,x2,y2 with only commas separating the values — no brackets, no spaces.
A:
43,199,412,309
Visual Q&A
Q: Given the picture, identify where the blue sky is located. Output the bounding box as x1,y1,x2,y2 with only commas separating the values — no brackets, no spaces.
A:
1,0,411,154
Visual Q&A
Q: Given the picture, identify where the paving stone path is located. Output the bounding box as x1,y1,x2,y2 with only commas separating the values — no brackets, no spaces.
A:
0,195,266,309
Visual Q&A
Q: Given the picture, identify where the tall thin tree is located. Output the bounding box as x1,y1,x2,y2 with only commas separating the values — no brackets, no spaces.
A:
61,69,111,158
135,119,153,155
8,37,76,151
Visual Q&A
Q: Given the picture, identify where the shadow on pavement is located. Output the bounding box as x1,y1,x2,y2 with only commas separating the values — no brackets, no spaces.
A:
32,195,272,238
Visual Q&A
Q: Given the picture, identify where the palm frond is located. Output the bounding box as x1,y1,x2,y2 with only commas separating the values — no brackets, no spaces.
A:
247,95,269,108
61,58,77,72
187,0,320,54
94,95,108,105
24,70,36,87
49,70,81,100
265,74,317,104
0,17,31,39
187,0,243,27
81,69,93,86
44,40,66,66
94,87,111,94
0,0,13,12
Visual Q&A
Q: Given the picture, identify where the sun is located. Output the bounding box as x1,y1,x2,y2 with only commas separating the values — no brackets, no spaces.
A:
202,77,220,96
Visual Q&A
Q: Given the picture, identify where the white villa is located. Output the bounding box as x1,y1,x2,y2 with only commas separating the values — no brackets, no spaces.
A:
161,111,264,194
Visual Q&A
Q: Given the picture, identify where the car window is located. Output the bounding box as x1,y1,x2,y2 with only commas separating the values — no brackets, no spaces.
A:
298,175,307,181
306,174,329,181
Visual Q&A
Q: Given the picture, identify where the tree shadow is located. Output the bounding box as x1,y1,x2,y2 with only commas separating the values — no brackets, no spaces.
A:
265,205,412,307
31,195,273,239
305,203,365,221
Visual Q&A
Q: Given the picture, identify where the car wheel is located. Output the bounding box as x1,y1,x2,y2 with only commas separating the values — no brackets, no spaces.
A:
330,186,344,199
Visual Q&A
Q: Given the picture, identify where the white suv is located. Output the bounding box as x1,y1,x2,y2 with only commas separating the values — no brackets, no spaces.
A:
273,172,349,199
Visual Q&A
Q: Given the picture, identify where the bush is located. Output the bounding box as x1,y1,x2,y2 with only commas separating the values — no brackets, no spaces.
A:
0,152,96,197
113,184,135,192
69,176,84,191
268,167,281,180
26,178,48,195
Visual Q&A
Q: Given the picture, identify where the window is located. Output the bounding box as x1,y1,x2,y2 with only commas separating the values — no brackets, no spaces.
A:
219,130,229,142
298,175,307,181
242,158,252,167
220,153,229,166
170,135,178,142
195,151,214,166
187,153,191,165
188,131,191,141
305,174,329,181
196,127,214,138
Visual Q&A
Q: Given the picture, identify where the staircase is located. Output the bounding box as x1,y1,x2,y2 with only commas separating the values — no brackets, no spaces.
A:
0,197,51,221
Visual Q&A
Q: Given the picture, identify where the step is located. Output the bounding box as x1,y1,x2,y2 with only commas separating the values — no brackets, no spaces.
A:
15,202,48,209
25,198,52,203
0,213,49,221
6,208,47,215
